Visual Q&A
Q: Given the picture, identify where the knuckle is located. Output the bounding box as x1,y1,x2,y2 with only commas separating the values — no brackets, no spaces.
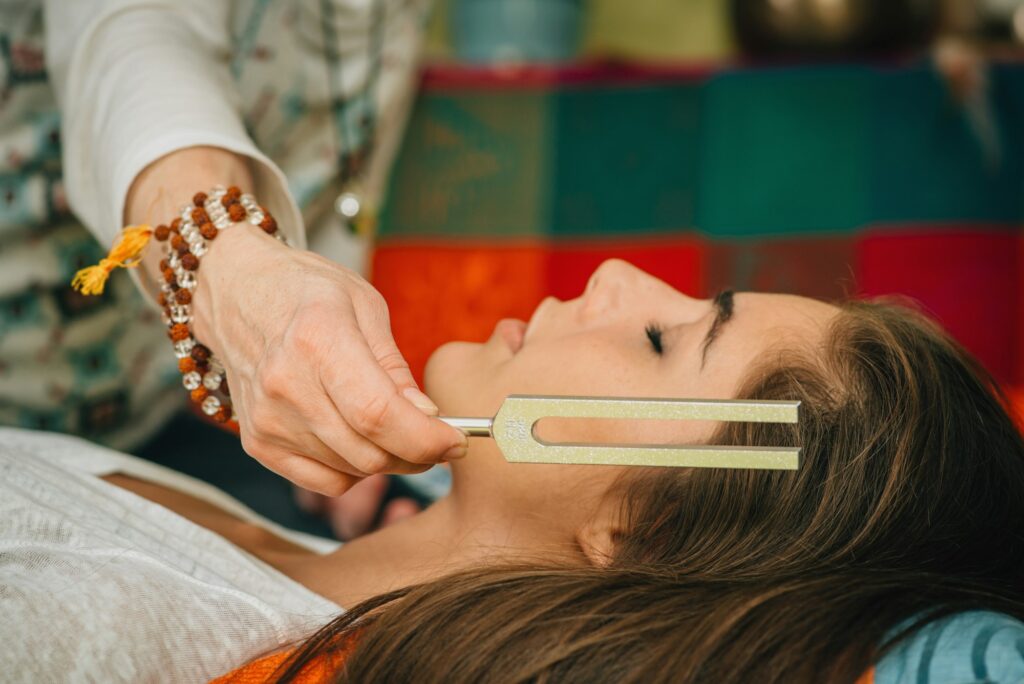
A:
245,404,278,435
240,432,272,462
353,450,390,476
285,302,341,356
319,475,355,498
356,280,383,303
371,293,389,317
350,393,393,437
358,288,390,319
373,347,409,374
414,443,441,464
257,355,292,402
288,321,325,359
406,440,444,464
392,436,430,464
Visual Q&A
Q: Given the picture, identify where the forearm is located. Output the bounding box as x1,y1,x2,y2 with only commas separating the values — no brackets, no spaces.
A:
46,0,304,260
125,146,255,305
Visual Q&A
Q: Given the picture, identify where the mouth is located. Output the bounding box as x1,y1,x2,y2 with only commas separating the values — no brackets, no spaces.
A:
522,296,558,346
494,318,527,353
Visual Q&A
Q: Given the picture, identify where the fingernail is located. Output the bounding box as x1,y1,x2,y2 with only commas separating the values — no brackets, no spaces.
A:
403,387,439,416
443,443,468,460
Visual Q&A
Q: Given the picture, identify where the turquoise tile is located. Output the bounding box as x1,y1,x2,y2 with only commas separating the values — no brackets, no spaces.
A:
870,66,1024,224
697,67,872,237
549,84,701,235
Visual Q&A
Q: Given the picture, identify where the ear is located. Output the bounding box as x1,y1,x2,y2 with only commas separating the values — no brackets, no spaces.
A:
576,520,622,568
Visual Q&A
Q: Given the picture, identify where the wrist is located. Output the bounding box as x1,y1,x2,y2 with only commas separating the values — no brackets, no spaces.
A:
191,223,284,346
126,146,255,297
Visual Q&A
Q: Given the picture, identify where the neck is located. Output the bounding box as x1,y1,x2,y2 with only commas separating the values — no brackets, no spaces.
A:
279,463,574,608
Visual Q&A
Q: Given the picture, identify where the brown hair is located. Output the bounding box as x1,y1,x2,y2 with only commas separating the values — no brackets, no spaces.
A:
275,300,1024,683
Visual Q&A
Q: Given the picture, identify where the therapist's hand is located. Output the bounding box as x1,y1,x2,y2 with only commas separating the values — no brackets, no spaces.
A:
126,147,467,496
191,225,468,495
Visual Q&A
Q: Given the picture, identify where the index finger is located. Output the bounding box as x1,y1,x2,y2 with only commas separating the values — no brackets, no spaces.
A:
319,327,468,464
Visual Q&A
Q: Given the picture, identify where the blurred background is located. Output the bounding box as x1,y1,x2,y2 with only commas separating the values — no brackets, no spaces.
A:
364,0,1024,405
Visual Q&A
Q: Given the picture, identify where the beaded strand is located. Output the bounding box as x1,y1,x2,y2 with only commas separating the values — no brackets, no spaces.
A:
153,185,286,426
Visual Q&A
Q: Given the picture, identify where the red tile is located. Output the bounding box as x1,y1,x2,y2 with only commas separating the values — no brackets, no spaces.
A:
547,236,705,299
372,244,547,383
857,227,1018,383
705,236,857,301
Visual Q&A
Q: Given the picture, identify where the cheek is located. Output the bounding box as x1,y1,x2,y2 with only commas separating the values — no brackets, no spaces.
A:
424,333,664,418
493,338,646,399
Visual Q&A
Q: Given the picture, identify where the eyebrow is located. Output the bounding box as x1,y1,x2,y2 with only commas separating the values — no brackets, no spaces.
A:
700,290,735,369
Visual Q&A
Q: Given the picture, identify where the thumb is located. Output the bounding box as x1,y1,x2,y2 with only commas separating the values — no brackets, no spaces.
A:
358,304,439,417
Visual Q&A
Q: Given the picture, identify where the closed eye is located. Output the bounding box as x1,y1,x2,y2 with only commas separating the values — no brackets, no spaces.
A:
645,323,664,355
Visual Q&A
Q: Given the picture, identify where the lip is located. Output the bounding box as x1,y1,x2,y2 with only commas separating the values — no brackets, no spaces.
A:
495,318,527,353
523,296,557,345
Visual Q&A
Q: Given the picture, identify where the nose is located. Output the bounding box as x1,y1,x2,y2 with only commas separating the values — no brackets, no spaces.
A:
580,259,649,320
580,259,703,322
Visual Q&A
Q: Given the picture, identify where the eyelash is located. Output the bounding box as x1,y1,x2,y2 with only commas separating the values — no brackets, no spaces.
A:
645,323,664,355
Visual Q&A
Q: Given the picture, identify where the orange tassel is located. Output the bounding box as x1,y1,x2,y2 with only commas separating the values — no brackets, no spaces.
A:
71,225,153,295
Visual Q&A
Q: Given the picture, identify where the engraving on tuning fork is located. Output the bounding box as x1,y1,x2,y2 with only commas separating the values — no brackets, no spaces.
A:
491,395,801,469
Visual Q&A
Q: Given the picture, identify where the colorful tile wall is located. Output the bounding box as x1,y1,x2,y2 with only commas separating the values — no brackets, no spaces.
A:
375,63,1024,385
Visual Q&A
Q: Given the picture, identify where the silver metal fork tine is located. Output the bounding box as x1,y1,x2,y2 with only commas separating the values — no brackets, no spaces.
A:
440,395,800,470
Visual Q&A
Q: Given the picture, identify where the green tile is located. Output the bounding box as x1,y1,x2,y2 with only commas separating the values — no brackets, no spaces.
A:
549,84,700,235
697,67,872,237
380,91,552,239
870,66,1024,224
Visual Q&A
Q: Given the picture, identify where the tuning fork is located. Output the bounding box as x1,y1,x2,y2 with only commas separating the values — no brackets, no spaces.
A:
438,395,800,470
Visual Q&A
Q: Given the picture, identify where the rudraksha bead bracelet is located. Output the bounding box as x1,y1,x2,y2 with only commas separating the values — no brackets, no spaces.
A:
153,185,286,426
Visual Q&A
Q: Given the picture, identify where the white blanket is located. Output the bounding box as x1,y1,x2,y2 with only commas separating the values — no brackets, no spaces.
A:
0,428,341,683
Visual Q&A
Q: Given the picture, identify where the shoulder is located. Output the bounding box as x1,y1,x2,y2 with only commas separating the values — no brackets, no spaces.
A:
874,611,1024,684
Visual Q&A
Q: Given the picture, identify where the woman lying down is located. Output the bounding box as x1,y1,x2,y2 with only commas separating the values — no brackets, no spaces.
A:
3,260,1023,683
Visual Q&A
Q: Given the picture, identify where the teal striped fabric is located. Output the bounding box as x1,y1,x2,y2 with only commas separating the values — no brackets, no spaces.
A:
876,611,1024,684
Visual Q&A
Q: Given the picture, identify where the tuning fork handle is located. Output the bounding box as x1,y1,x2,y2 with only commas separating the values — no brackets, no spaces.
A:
440,417,493,437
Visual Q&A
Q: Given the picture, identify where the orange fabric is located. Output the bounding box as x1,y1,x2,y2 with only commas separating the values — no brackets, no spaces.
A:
210,635,356,684
855,667,875,684
210,650,301,684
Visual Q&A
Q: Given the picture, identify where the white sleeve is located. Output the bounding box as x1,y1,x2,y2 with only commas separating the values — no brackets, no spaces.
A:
43,0,305,250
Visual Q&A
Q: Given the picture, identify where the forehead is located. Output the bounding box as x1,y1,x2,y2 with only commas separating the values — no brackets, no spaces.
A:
699,292,837,379
735,292,838,336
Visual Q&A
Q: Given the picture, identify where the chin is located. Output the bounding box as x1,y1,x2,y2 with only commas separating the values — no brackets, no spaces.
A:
423,341,481,413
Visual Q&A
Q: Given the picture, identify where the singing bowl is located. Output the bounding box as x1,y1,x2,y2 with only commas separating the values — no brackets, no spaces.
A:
731,0,938,57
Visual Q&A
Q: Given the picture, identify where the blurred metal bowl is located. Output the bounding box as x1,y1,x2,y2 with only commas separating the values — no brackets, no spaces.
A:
731,0,939,57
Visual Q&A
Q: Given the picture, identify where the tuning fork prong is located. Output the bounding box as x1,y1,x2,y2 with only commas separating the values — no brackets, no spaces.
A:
439,395,800,470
